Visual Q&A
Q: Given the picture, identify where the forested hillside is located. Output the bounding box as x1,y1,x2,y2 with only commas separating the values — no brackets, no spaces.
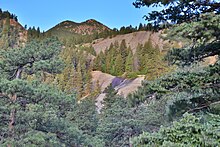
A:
0,0,220,146
0,9,27,49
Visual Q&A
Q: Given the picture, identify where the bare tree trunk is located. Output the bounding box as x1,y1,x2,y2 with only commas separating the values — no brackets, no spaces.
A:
9,107,16,135
15,68,22,79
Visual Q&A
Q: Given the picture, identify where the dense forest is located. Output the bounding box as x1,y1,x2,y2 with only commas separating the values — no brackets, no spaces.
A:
0,0,219,146
93,39,170,79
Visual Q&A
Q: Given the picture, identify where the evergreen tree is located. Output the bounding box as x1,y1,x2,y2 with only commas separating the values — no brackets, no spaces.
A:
136,43,145,72
119,39,128,66
125,51,134,73
2,16,10,35
146,23,153,31
131,113,220,146
0,16,10,49
0,38,85,146
92,80,101,97
24,24,27,30
166,13,220,66
109,43,117,75
133,0,220,26
97,85,130,146
67,98,98,136
36,27,40,38
93,51,106,72
114,53,124,75
76,62,84,99
93,53,102,71
105,52,111,73
138,23,144,31
96,84,163,146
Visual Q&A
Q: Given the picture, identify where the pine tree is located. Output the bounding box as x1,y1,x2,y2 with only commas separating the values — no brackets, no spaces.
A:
131,113,220,146
0,38,86,146
36,27,40,38
85,80,92,95
76,62,84,99
2,16,10,35
105,52,111,73
0,16,10,49
114,53,124,75
109,44,117,75
125,51,133,73
136,43,145,72
133,0,220,26
119,39,128,66
93,54,101,71
93,51,105,71
97,84,138,146
138,23,143,31
67,98,98,135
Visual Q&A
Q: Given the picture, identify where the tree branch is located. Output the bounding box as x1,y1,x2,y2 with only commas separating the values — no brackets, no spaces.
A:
187,101,220,113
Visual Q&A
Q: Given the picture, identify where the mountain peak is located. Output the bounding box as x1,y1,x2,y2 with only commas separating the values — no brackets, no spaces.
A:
47,19,111,35
58,20,78,26
85,19,98,23
83,19,106,27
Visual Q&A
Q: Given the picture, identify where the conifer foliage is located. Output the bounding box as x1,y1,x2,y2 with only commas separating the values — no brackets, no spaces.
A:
93,39,169,79
132,113,220,146
166,13,220,65
130,1,220,145
0,38,85,146
0,2,220,145
133,0,220,25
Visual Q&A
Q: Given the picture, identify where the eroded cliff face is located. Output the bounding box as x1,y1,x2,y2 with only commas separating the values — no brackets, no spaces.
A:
91,71,144,96
91,71,145,112
10,19,27,47
0,19,27,48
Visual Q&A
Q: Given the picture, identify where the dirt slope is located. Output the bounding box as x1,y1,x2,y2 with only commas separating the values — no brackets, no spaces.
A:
91,71,144,96
1,19,27,48
91,71,115,92
9,19,27,47
92,71,145,112
203,55,218,65
92,31,167,54
96,93,106,113
116,76,145,97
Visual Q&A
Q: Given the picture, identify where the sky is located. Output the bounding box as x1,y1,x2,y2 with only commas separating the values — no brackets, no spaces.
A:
0,0,151,31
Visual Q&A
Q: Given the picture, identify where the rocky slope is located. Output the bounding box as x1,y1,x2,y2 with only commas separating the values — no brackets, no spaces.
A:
10,19,27,47
92,31,171,54
0,18,27,48
91,71,144,96
91,71,144,112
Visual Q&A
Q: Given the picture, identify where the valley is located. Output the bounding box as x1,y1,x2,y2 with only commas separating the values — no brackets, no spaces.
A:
0,1,219,146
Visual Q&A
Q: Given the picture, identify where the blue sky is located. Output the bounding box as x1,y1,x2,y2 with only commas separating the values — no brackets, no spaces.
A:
0,0,151,31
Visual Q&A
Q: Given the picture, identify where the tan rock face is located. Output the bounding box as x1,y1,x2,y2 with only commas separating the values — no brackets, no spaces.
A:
203,55,218,65
116,77,145,97
91,71,144,97
91,71,115,92
3,19,27,48
92,70,145,112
